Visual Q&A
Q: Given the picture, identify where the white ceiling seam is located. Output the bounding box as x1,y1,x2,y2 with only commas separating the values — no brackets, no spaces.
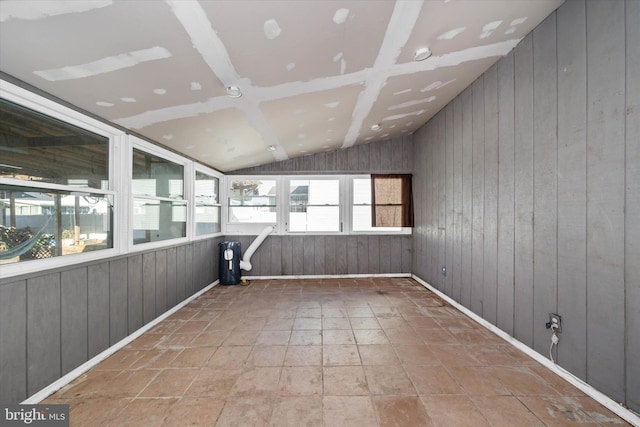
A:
342,0,424,148
0,0,112,22
165,0,240,86
33,47,172,82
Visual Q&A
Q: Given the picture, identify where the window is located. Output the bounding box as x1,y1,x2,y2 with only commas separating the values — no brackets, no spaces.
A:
371,174,414,227
228,178,277,223
352,177,402,232
288,178,340,232
132,148,186,244
194,170,221,235
0,98,114,264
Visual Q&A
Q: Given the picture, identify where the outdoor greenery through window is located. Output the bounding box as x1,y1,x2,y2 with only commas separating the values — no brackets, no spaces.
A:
228,179,276,223
195,171,221,235
132,148,186,244
289,179,340,232
0,98,112,264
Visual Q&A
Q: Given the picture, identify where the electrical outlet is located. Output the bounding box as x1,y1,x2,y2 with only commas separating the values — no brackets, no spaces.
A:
547,313,562,333
441,266,446,277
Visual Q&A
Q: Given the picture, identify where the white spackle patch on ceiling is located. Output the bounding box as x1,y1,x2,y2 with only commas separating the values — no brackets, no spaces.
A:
421,78,456,92
121,97,136,103
511,17,528,26
324,102,340,108
33,46,171,81
480,20,503,39
333,8,349,25
333,52,343,62
382,110,425,122
393,89,412,96
437,26,466,40
153,88,167,95
286,63,296,71
0,0,112,22
190,82,201,90
387,98,434,111
96,101,114,107
263,18,281,40
163,134,173,140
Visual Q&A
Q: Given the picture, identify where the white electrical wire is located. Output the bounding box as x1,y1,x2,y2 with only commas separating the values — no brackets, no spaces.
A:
549,324,559,363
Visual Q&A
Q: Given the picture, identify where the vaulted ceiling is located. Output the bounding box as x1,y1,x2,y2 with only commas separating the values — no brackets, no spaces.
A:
0,0,563,172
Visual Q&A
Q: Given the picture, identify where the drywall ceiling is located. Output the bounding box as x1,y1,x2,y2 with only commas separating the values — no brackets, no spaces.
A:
0,0,563,172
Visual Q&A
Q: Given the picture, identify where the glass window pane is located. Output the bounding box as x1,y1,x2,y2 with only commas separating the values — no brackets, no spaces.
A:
353,178,372,205
352,205,373,231
132,198,186,244
228,179,276,223
289,179,339,232
0,186,113,264
132,149,183,198
0,99,109,189
195,171,220,235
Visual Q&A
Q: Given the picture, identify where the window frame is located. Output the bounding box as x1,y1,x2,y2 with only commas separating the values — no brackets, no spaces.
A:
192,164,223,240
348,175,412,235
0,79,126,278
128,136,191,252
223,175,281,235
285,175,345,234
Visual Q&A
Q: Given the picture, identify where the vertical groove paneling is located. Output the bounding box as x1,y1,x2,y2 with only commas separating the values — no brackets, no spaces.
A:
437,113,446,290
532,14,558,356
625,0,640,410
60,268,87,375
109,259,128,345
0,281,26,402
513,34,535,347
497,51,515,335
127,254,143,333
471,77,485,316
483,64,499,326
335,236,347,274
585,0,626,403
556,0,587,378
303,236,315,275
142,253,156,325
445,104,454,296
452,96,463,303
271,236,283,276
292,236,304,275
411,0,637,411
175,246,186,302
461,87,474,308
325,236,337,275
347,236,358,274
368,236,380,274
88,263,110,358
27,275,60,396
155,250,168,315
1,237,222,404
281,236,292,275
166,247,177,309
314,236,326,275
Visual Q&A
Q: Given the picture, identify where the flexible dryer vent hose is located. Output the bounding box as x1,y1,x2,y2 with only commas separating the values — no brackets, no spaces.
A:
239,225,274,271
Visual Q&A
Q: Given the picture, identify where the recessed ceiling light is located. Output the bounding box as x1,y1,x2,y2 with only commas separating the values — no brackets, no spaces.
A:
226,86,242,98
371,124,382,132
267,145,277,151
414,47,432,61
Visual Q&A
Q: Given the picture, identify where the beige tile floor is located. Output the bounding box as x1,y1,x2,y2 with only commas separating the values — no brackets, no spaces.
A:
44,278,630,426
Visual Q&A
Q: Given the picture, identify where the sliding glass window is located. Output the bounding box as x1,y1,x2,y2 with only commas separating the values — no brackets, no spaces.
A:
0,98,113,264
195,170,221,235
132,148,186,244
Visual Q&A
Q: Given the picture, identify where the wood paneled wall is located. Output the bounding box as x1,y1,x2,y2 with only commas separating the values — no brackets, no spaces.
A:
412,0,639,411
229,135,413,174
0,237,223,403
225,235,412,277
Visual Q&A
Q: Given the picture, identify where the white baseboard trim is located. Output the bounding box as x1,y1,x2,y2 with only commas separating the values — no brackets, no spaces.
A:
411,274,640,426
240,273,412,280
23,280,220,405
